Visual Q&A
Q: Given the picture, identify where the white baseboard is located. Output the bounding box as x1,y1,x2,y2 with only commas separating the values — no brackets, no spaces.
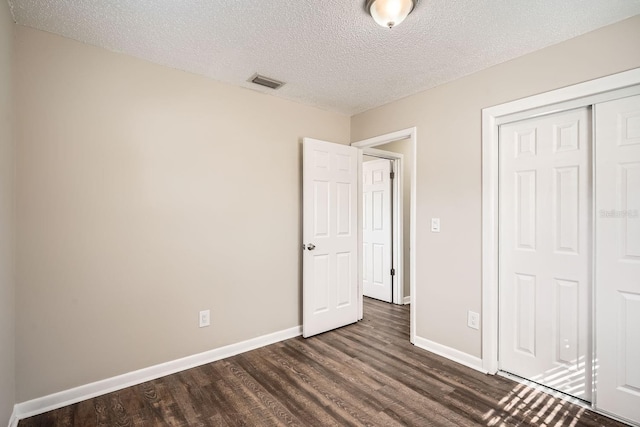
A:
403,296,411,305
14,325,302,422
413,335,487,374
8,407,18,427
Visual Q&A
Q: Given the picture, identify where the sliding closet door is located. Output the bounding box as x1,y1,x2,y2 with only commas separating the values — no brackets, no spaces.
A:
499,107,592,401
595,94,640,424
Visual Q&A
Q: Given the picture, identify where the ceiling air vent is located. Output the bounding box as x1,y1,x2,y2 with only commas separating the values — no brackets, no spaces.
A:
249,73,285,90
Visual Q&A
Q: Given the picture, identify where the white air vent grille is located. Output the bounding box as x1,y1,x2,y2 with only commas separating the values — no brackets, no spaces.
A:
249,74,285,90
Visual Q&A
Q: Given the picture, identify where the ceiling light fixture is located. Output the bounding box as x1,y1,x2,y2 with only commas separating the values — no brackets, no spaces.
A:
366,0,416,29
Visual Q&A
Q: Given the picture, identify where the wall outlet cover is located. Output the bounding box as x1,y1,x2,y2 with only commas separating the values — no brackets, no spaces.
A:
467,310,480,330
199,309,211,328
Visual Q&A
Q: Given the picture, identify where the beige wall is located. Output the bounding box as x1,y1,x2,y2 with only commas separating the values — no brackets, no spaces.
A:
15,26,349,401
0,0,15,423
351,16,640,358
372,139,412,299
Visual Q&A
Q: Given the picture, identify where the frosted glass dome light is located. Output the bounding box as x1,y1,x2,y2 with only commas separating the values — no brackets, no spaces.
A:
366,0,416,29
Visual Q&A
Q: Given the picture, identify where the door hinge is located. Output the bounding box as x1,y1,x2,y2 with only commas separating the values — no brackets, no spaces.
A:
390,172,395,180
391,268,396,276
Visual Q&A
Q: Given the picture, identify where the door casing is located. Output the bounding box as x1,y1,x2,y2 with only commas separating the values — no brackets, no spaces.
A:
352,128,417,343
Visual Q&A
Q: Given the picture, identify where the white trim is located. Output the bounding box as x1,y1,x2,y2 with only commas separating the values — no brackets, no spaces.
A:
13,325,301,421
353,128,417,149
356,149,364,321
486,69,640,121
362,146,404,159
413,336,487,374
352,127,417,344
481,68,640,374
481,108,499,374
392,157,404,305
8,407,18,427
403,296,411,305
589,107,598,407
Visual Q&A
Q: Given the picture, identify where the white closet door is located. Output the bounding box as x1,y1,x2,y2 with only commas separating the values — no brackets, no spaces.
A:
499,107,592,401
595,95,640,424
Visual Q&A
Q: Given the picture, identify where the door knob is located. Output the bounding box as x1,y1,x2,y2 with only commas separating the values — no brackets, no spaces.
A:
307,243,316,251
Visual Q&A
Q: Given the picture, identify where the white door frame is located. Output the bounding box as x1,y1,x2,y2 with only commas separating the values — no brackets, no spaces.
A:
481,68,640,374
362,150,403,304
352,127,417,344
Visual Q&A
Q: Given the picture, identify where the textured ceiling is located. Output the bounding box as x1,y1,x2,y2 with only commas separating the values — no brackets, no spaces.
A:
7,0,640,115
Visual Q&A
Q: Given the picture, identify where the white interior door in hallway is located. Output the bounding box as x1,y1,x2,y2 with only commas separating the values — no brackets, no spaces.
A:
362,159,393,303
302,138,359,338
499,107,592,401
594,94,640,425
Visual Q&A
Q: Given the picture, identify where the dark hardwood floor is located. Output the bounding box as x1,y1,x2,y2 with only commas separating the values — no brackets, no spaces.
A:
21,298,626,426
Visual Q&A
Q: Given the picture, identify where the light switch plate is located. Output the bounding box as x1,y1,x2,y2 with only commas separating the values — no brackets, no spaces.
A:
431,218,440,232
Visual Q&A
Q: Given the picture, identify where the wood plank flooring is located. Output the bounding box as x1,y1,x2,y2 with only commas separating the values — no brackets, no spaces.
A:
20,298,627,426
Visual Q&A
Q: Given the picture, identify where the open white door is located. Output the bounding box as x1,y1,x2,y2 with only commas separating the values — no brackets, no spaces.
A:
363,159,393,302
303,138,359,338
594,95,640,424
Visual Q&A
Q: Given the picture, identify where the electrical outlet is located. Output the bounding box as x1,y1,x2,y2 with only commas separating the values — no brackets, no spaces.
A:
199,310,210,328
467,310,480,330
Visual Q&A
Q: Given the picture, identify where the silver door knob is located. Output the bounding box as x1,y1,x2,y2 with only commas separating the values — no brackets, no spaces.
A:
307,243,316,251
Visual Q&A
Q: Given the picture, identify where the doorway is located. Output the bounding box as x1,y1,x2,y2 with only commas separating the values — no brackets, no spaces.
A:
362,156,394,303
352,127,417,343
